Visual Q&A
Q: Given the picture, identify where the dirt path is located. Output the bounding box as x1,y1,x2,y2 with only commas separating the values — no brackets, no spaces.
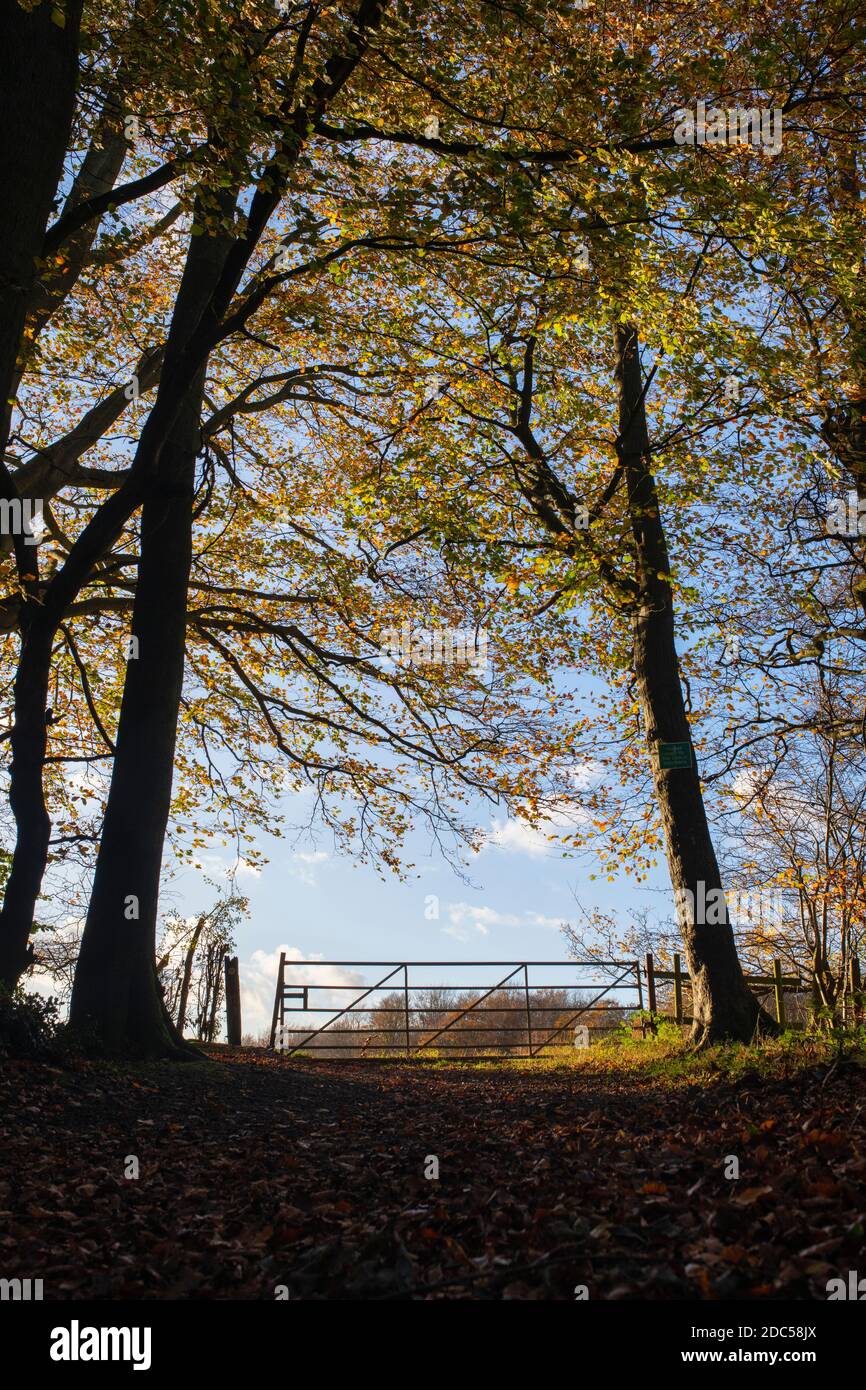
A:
1,1050,863,1299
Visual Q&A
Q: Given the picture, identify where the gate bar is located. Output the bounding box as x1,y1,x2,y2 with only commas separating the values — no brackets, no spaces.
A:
268,951,286,1049
283,962,405,1056
529,966,636,1053
416,964,525,1051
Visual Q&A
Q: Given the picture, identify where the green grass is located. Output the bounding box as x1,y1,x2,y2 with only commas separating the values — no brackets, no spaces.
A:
344,1025,866,1085
199,1026,866,1090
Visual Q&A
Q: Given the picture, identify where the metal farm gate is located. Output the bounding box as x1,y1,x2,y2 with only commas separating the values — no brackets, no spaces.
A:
268,958,643,1059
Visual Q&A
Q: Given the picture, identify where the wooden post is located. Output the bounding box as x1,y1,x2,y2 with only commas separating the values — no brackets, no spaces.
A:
269,951,286,1049
224,955,242,1045
645,953,657,1015
522,967,536,1050
772,957,786,1029
673,953,683,1024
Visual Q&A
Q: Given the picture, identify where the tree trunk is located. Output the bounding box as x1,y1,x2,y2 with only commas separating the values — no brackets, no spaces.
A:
68,364,203,1054
68,195,239,1055
615,322,775,1045
24,91,129,348
0,202,228,993
821,136,866,621
0,1,386,998
176,915,206,1036
0,0,83,460
0,620,55,984
206,950,222,1042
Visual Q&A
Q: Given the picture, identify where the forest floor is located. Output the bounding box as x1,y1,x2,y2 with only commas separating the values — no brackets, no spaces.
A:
1,1040,864,1300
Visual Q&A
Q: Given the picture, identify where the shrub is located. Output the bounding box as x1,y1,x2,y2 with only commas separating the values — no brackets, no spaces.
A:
0,986,60,1058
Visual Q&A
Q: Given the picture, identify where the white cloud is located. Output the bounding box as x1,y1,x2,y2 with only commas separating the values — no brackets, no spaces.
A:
234,857,262,878
288,849,329,886
446,902,521,929
190,851,261,880
480,798,589,858
441,923,475,943
439,901,565,941
482,818,555,857
441,904,492,941
566,759,607,791
240,946,365,1039
525,911,566,931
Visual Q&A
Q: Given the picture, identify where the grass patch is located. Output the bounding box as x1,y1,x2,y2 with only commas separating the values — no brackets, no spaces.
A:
355,1025,866,1085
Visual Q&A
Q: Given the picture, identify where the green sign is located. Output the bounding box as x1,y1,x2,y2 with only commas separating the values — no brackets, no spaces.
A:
658,741,692,770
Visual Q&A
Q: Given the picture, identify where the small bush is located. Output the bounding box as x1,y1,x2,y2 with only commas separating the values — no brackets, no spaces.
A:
0,987,60,1058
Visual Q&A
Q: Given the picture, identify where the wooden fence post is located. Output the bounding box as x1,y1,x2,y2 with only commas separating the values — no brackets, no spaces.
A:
645,953,657,1015
673,954,683,1024
269,951,286,1049
224,955,242,1045
772,957,786,1029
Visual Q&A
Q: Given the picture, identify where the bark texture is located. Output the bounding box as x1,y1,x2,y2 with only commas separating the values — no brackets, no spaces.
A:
68,210,232,1054
616,321,775,1044
67,403,201,1054
0,0,83,457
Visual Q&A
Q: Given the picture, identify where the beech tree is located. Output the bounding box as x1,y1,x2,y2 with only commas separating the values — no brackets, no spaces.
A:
280,4,791,1040
0,0,83,475
1,1,583,1053
2,0,395,1004
3,0,863,1055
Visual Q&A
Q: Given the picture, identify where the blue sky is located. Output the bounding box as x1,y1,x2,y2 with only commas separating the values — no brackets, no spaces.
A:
165,795,671,1038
